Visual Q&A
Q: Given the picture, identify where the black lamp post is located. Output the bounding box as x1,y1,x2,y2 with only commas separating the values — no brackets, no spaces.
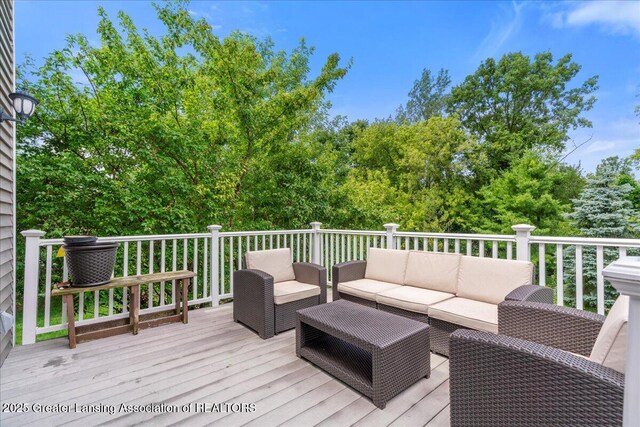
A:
0,91,39,123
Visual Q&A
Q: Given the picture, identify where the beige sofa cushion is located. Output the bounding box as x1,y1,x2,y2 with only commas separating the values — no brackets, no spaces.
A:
404,251,461,293
456,256,533,305
365,248,410,284
338,278,401,301
589,295,629,373
273,280,320,305
376,286,455,314
428,297,499,333
245,248,296,283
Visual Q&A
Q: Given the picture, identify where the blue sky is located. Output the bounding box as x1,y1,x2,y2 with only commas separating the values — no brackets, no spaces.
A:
15,0,640,172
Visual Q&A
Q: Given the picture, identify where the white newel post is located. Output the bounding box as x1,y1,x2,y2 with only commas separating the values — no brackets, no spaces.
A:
208,225,222,306
602,256,640,426
512,224,535,261
21,229,45,345
310,222,322,265
384,223,399,250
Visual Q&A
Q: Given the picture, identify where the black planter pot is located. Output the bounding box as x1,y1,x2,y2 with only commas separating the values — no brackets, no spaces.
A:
64,242,119,287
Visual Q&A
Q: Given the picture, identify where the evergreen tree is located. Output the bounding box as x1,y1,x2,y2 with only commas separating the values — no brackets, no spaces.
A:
564,157,640,311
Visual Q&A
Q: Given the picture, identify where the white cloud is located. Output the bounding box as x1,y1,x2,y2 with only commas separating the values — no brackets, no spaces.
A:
550,1,640,37
473,1,525,61
584,139,617,154
188,10,212,20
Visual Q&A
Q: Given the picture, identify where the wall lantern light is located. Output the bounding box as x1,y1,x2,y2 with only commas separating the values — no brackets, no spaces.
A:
0,91,39,123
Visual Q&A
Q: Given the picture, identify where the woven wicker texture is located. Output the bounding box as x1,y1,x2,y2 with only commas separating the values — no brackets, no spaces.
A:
339,292,378,308
297,300,430,408
504,285,553,303
65,244,119,286
498,301,605,356
450,329,623,426
430,318,467,356
332,260,367,301
274,296,320,332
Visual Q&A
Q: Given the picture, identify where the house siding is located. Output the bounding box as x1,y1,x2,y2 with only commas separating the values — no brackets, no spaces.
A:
0,0,15,366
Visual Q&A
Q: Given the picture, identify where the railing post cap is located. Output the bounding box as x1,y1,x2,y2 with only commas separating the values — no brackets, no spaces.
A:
383,223,400,229
603,256,640,298
21,230,46,238
207,225,222,231
310,221,322,228
511,224,536,233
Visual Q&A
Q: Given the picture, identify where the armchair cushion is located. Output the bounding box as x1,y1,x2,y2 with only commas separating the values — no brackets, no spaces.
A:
273,280,321,305
376,285,454,314
457,256,533,305
338,278,401,301
245,248,295,283
590,295,629,373
364,248,409,284
404,251,460,293
429,297,498,333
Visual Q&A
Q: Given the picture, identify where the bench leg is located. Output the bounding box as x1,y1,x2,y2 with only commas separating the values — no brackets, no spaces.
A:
65,295,76,349
132,285,140,335
182,278,189,324
175,280,181,315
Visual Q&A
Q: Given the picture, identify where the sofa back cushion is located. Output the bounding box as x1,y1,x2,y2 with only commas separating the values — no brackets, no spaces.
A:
590,295,629,373
404,251,460,293
245,248,296,283
456,256,533,304
364,248,409,285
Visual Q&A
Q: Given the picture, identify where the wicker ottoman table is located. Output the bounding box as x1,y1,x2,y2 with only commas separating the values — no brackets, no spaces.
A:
296,299,430,409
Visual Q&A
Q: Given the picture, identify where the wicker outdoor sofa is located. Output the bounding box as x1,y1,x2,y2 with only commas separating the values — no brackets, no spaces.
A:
233,248,327,339
449,295,628,426
332,248,552,355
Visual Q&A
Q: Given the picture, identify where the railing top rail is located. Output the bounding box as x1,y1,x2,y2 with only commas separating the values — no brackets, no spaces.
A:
219,229,313,237
39,232,211,246
530,235,640,247
394,231,515,241
317,229,386,236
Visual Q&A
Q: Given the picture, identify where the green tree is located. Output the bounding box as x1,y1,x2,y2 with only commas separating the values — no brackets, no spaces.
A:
448,52,598,179
473,151,582,235
17,1,349,237
396,68,451,123
564,157,640,310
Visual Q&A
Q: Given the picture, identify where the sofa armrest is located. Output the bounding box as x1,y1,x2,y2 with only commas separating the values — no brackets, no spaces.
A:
498,300,605,356
331,260,367,301
505,285,553,303
293,262,327,303
449,329,624,427
232,269,275,339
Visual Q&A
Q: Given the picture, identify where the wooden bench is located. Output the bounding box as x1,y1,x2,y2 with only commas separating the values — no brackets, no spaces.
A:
52,270,196,348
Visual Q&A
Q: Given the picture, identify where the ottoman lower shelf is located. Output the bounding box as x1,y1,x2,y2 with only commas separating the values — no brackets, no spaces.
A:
299,331,374,398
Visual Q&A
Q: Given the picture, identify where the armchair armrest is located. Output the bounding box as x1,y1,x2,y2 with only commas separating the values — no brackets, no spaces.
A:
505,284,553,304
293,262,327,303
232,269,275,339
331,260,367,301
498,300,605,356
450,329,623,427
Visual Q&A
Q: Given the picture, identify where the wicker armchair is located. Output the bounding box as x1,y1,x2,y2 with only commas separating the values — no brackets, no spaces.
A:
233,248,327,339
449,297,628,426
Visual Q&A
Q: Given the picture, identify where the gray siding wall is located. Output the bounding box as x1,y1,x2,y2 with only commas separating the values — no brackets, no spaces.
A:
0,0,15,366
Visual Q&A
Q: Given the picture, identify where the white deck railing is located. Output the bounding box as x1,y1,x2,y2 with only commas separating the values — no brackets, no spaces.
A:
20,222,640,344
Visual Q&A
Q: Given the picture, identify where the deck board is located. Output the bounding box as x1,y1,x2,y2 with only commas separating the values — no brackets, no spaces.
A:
0,304,450,426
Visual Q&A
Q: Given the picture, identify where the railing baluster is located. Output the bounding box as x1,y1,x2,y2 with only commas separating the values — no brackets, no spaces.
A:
237,236,242,270
479,240,485,257
262,234,266,250
575,245,583,310
507,241,513,260
556,244,564,306
183,238,188,270
466,239,472,256
136,241,142,275
160,240,166,306
297,233,300,261
454,239,460,254
444,238,449,253
172,239,177,304
62,256,68,324
122,242,129,313
193,238,199,300
220,236,225,296
620,247,627,257
341,234,345,263
149,240,154,309
79,291,84,322
254,235,258,251
203,237,208,299
330,233,334,268
44,246,52,328
269,234,273,249
596,245,605,315
492,241,498,258
347,235,352,261
230,236,234,294
538,243,546,287
433,238,438,252
94,290,99,319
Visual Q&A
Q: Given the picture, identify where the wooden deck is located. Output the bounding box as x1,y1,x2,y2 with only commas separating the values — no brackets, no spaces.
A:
0,305,450,426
